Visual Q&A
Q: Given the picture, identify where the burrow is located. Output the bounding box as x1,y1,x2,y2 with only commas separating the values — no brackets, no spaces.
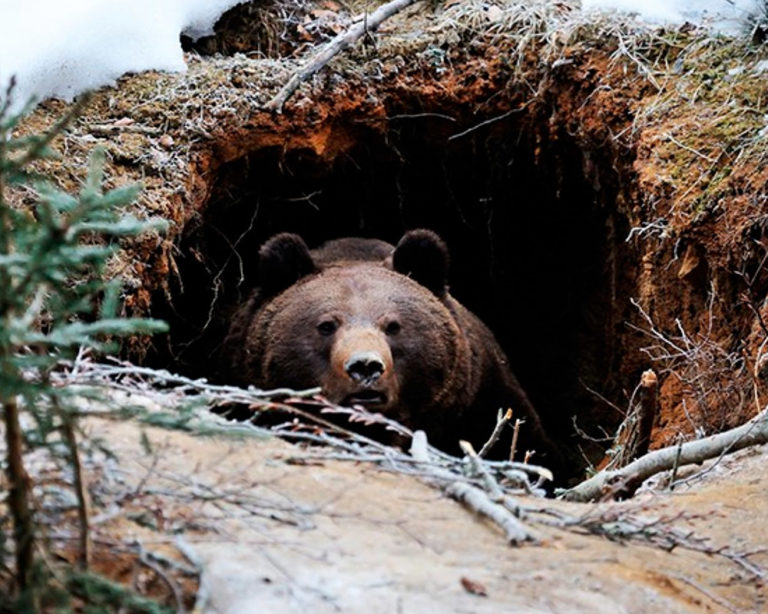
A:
135,2,768,475
141,58,672,473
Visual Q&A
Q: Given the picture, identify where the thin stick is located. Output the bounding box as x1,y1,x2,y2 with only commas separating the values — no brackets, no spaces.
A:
264,0,418,113
509,418,524,461
478,408,512,458
460,440,504,501
673,575,740,614
60,408,91,569
599,370,658,471
635,369,658,459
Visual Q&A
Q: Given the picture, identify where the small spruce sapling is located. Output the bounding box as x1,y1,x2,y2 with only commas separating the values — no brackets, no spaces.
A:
0,85,168,608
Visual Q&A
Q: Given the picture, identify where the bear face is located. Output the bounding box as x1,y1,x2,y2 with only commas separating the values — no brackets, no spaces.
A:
253,262,473,426
224,229,557,464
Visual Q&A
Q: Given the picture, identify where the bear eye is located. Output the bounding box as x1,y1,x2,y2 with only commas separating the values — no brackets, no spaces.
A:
384,320,401,336
317,319,338,336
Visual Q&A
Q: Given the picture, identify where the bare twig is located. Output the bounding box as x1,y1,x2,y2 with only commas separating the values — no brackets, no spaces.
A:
565,505,765,580
478,408,512,458
264,0,419,112
628,293,750,437
56,399,91,570
460,440,504,501
135,540,184,614
448,106,529,141
673,575,740,614
636,370,658,459
509,417,524,461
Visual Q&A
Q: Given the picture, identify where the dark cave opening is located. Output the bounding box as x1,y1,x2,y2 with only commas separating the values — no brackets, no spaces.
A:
148,107,637,461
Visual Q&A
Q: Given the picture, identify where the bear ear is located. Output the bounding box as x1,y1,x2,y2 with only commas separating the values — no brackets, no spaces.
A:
259,233,316,295
392,229,450,297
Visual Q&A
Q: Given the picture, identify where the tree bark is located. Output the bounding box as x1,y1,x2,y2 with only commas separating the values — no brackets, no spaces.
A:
3,396,34,590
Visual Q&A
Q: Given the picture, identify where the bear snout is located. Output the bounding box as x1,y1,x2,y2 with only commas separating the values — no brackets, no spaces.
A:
345,351,386,386
327,327,397,409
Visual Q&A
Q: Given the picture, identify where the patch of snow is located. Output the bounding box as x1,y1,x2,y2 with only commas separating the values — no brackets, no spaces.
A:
0,0,245,112
183,0,248,39
1,0,766,114
580,0,763,35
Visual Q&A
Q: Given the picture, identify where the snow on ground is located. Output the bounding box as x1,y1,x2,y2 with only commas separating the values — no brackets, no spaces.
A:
0,0,764,112
581,0,762,35
0,0,244,112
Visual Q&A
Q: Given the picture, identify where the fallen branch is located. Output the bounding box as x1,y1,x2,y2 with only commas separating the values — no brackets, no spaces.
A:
460,440,505,500
264,0,418,113
444,481,540,545
562,408,768,502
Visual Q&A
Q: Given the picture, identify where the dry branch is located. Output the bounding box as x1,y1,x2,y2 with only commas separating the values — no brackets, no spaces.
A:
61,414,91,570
264,0,418,112
52,357,767,578
563,408,768,502
478,408,512,458
445,481,540,545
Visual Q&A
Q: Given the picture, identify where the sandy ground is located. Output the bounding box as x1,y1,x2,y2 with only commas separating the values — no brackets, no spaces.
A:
82,416,767,614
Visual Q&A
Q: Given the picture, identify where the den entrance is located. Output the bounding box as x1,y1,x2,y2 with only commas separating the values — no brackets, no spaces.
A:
150,104,637,471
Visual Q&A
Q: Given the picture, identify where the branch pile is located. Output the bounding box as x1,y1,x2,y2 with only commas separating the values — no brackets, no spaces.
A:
50,355,768,579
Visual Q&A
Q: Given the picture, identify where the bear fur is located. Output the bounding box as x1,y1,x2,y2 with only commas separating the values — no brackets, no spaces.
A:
221,229,558,465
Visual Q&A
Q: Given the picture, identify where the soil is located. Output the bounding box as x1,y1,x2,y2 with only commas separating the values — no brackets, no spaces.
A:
5,0,768,609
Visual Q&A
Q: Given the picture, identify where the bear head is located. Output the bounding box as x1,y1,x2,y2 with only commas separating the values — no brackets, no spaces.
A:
241,230,477,430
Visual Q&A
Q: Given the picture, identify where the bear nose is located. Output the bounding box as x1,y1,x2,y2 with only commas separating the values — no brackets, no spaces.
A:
344,352,385,384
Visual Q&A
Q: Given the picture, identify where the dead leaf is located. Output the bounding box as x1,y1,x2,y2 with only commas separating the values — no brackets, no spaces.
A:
460,576,488,597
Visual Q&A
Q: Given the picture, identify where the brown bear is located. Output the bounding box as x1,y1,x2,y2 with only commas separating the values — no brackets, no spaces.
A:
222,229,558,466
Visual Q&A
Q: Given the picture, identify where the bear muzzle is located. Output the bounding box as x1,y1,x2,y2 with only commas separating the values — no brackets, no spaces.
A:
328,327,397,409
